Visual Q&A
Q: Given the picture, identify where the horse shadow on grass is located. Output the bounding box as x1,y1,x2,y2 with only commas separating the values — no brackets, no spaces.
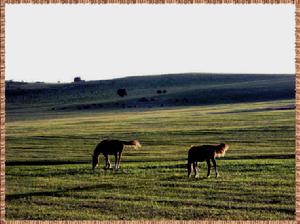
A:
7,167,94,178
161,175,209,182
6,183,130,201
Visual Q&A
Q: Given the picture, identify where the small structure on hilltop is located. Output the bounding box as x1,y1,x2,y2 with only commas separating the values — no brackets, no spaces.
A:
74,76,85,83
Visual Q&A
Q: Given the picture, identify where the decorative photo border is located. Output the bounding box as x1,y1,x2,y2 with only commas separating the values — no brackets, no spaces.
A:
0,1,297,223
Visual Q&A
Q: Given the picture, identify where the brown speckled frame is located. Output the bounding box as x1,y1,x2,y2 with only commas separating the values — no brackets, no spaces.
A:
0,1,297,223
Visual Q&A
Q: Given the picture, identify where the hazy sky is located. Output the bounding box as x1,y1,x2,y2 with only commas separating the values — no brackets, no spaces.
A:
6,4,295,83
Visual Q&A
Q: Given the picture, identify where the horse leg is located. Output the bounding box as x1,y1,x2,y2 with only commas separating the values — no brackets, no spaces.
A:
187,161,192,177
107,156,111,169
193,162,198,178
117,152,122,169
104,155,108,169
104,155,111,169
114,153,118,169
212,158,219,177
206,159,211,178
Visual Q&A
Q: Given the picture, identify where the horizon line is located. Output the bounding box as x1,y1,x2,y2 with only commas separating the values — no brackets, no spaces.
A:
6,72,295,84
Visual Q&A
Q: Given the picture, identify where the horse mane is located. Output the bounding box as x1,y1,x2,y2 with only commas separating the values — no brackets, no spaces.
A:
215,143,229,157
123,140,142,149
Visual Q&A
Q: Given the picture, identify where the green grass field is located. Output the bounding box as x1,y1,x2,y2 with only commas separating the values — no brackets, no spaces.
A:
6,99,295,220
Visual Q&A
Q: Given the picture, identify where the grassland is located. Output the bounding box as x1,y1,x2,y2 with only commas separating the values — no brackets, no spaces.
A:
6,99,295,220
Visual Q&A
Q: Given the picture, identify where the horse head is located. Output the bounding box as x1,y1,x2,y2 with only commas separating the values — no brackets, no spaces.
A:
132,140,142,149
91,154,99,173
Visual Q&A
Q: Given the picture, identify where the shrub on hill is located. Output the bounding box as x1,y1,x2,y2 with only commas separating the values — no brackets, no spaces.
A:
117,89,127,97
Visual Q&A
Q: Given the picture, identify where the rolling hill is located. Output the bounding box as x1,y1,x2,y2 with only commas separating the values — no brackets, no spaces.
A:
5,73,295,119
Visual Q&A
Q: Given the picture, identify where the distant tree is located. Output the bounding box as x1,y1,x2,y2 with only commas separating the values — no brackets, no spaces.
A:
157,90,162,94
74,76,85,83
74,77,81,82
117,89,127,97
138,97,149,102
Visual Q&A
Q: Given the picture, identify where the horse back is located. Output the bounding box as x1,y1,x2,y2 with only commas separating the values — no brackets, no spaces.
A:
188,145,215,162
97,140,124,155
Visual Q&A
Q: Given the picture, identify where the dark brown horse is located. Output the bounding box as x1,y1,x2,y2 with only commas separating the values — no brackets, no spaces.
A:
187,143,229,178
92,139,141,173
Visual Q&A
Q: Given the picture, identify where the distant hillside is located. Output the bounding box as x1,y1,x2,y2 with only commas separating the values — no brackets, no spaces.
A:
6,73,295,116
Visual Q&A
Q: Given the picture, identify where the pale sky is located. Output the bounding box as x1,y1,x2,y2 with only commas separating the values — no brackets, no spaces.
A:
6,4,295,83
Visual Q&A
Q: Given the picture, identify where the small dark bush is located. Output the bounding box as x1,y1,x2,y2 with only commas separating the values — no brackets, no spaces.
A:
138,97,149,102
117,89,127,97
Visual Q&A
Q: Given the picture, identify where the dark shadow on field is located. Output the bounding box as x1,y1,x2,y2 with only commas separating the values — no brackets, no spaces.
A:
209,104,295,115
6,157,187,167
6,160,89,166
138,154,294,170
32,135,97,140
6,153,293,169
140,164,186,170
7,165,134,177
154,199,294,215
161,175,209,182
6,167,93,177
6,183,129,201
171,128,294,136
223,154,294,160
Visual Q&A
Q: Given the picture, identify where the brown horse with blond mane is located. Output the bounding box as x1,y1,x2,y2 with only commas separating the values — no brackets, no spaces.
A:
92,139,141,173
187,143,229,178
